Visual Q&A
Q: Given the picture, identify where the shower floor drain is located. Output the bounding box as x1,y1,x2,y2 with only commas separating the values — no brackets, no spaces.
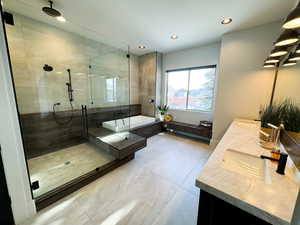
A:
64,161,71,165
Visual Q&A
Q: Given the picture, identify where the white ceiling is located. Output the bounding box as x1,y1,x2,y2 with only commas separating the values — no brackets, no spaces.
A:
3,0,298,55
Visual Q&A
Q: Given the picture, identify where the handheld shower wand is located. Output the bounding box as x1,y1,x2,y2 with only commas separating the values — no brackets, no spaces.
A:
66,69,73,102
52,68,74,126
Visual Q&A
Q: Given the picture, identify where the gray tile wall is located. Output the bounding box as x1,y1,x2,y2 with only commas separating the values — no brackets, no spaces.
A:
5,13,139,114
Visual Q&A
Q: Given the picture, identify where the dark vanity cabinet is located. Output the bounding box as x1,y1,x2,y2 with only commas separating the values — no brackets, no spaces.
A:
197,191,271,225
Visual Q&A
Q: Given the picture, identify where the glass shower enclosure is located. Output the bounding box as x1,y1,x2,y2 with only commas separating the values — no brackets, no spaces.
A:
2,0,136,207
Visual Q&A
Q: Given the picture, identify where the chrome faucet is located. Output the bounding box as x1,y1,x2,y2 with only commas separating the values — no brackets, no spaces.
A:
259,123,284,152
268,123,284,152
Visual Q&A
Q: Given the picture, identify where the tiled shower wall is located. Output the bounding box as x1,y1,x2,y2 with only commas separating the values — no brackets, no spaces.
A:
130,55,140,106
6,13,139,114
138,52,162,116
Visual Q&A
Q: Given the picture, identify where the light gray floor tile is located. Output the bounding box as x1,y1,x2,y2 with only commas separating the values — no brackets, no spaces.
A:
181,159,210,196
21,133,211,225
152,189,199,225
28,143,115,197
21,194,90,225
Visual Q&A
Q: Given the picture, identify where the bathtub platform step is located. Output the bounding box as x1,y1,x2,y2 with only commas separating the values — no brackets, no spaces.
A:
88,127,146,159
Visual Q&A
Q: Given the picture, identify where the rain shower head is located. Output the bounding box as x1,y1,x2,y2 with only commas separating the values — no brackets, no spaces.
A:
42,1,61,17
43,64,53,72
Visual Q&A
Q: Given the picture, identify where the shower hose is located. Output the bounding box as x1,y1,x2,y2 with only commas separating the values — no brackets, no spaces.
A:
52,101,74,126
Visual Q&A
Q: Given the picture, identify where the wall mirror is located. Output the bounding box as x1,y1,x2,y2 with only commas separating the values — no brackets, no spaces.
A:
273,65,300,106
272,64,300,169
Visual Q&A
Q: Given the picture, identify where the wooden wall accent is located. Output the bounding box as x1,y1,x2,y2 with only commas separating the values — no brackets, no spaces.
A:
20,104,141,159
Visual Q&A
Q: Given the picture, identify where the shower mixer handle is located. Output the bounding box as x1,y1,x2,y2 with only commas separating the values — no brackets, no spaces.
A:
66,82,73,90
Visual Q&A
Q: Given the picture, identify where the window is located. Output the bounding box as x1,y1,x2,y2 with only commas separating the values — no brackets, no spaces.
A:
166,66,216,111
106,78,117,102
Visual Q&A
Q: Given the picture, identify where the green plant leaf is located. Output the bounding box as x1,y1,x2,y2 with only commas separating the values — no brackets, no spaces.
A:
260,99,300,132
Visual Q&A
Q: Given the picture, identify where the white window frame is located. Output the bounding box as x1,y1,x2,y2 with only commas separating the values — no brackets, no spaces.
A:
165,65,217,112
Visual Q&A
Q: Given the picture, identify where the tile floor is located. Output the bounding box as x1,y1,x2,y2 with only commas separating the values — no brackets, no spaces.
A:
28,143,115,197
22,133,212,225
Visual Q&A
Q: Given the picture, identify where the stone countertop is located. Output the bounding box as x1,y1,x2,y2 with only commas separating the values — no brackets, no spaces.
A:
196,119,300,225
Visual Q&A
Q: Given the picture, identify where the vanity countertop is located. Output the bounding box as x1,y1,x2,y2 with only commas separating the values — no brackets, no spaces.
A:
196,119,300,225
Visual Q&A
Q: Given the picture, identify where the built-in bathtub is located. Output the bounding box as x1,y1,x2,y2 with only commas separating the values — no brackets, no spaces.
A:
102,115,156,132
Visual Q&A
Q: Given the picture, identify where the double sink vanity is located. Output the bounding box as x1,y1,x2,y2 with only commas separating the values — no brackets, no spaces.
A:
196,119,300,225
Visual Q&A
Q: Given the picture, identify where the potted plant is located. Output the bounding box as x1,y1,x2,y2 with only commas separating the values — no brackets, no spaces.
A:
260,103,282,129
157,105,169,121
279,100,300,133
260,99,300,136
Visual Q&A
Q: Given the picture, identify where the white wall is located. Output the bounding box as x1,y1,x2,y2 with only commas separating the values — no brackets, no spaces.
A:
274,63,300,105
162,43,221,125
0,15,36,224
211,21,282,146
6,13,135,114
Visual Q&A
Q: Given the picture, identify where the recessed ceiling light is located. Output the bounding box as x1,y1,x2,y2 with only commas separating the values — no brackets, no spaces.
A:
138,45,146,49
282,58,297,67
275,30,299,47
263,63,276,68
270,51,288,57
270,47,288,57
265,57,280,64
283,62,297,67
56,16,66,22
283,3,300,29
221,18,232,25
289,53,300,61
171,35,178,40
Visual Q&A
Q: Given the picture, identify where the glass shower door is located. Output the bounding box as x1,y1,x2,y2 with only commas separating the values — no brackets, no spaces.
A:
3,0,132,200
86,46,133,157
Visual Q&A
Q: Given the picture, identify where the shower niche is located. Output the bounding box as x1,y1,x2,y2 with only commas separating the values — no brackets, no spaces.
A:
2,1,147,210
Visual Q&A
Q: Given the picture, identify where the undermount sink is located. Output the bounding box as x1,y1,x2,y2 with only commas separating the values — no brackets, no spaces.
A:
222,149,269,181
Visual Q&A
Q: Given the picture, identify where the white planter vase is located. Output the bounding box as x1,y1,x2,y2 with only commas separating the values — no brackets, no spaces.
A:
159,114,164,121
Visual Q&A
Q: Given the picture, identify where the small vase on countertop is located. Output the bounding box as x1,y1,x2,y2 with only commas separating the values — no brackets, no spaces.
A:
156,105,169,122
159,114,164,121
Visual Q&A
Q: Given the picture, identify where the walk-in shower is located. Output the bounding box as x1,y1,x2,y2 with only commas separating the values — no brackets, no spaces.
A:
2,0,162,210
2,0,136,209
